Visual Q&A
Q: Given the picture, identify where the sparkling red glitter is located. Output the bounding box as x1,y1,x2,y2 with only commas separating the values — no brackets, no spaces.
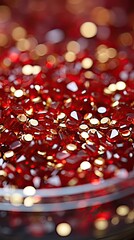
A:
0,2,133,240
0,1,133,191
0,45,133,189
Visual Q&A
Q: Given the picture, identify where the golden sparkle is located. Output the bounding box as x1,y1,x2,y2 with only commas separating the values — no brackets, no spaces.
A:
84,71,94,79
94,157,105,166
10,86,15,93
80,161,91,170
84,80,90,88
23,134,33,142
47,55,57,65
35,85,41,91
90,118,99,126
96,51,109,63
25,108,33,115
23,186,36,196
108,83,117,92
66,143,77,151
86,140,95,145
121,130,131,137
12,26,27,41
104,87,112,95
98,149,105,155
35,44,48,56
59,123,66,128
14,89,24,98
96,45,113,63
24,196,34,207
126,211,134,223
37,151,46,156
108,48,117,58
22,64,33,75
17,114,27,122
0,125,4,131
32,96,41,103
81,58,93,69
111,216,120,225
94,218,108,230
111,101,119,107
46,97,52,106
89,129,97,134
47,161,55,168
110,120,117,126
84,113,92,120
79,124,89,131
29,119,38,127
47,156,53,160
56,223,71,237
67,41,80,54
55,163,64,169
4,150,14,159
65,51,76,62
80,22,97,38
68,177,78,186
80,131,89,140
50,129,57,135
0,170,7,177
116,205,129,216
116,81,126,91
95,170,103,177
16,38,30,51
99,145,105,151
10,193,23,206
57,112,66,121
32,65,41,75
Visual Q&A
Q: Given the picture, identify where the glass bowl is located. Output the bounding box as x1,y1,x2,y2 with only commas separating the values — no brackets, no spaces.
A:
0,1,134,240
0,171,133,240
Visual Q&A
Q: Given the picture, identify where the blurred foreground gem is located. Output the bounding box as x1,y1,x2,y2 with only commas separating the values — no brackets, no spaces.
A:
116,205,129,216
56,223,71,236
94,218,108,230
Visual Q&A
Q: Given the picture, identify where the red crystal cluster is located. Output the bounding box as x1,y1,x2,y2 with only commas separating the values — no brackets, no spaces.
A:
0,47,133,189
0,1,133,190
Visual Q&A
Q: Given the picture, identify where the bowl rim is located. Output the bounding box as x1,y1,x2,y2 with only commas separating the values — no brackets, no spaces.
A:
0,171,133,212
0,170,133,197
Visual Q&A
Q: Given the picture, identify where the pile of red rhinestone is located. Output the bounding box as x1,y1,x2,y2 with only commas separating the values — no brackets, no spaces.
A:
0,3,134,190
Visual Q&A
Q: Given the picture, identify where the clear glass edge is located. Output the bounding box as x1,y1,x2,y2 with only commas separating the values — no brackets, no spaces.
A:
0,170,133,197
